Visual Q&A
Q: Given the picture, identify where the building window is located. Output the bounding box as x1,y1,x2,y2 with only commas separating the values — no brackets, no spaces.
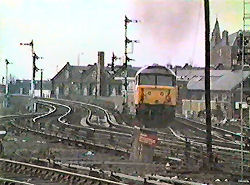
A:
118,85,122,95
89,84,92,95
108,85,112,96
233,59,237,65
202,95,205,100
65,70,69,79
222,93,228,101
213,94,219,101
92,71,97,79
64,87,69,96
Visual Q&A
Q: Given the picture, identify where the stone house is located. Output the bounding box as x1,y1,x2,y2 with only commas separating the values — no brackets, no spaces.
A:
210,18,250,69
51,51,139,99
177,68,250,119
0,84,5,94
8,79,51,96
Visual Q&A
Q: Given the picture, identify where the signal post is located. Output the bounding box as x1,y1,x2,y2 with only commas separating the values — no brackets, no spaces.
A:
20,40,42,112
130,127,158,163
123,16,139,113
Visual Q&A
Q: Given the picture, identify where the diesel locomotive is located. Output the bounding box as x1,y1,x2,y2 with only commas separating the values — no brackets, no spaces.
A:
134,64,178,127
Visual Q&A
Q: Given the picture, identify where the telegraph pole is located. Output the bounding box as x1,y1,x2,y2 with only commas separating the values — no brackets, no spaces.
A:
123,15,139,113
204,0,213,164
40,69,43,98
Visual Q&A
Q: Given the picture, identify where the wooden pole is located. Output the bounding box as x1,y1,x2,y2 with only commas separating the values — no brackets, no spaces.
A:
204,0,213,164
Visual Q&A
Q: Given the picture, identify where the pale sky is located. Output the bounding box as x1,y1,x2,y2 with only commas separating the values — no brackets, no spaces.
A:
0,0,244,80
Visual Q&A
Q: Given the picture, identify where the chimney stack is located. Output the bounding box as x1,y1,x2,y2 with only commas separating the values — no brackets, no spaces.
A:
222,30,229,45
96,51,106,96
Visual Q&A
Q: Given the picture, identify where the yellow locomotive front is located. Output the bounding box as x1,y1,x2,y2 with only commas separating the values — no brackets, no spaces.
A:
134,65,178,127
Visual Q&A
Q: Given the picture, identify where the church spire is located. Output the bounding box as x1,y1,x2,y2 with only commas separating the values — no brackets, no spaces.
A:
211,18,221,48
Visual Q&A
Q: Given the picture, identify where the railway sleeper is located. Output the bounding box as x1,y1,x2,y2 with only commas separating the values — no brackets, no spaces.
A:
16,166,26,174
56,174,63,181
50,173,60,182
40,170,49,178
31,168,38,175
13,164,21,173
44,172,54,180
4,163,13,172
23,167,33,175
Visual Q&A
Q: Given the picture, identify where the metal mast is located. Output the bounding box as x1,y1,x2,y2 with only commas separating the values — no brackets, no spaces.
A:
123,15,139,112
124,15,130,109
20,40,34,97
240,0,250,181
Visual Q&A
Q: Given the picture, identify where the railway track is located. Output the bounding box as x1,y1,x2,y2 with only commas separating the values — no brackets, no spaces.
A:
35,98,250,159
4,98,248,160
0,158,127,185
2,95,250,184
176,115,249,142
0,111,183,184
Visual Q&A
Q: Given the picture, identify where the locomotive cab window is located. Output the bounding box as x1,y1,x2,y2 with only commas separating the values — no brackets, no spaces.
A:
139,74,155,85
156,75,174,86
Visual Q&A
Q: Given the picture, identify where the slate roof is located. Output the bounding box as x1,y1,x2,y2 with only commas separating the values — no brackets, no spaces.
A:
35,80,52,90
228,30,250,46
51,62,140,83
228,32,238,46
177,69,250,91
71,65,93,80
107,65,140,78
70,65,95,82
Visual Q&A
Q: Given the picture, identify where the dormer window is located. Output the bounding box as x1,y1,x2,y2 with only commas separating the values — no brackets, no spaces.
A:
92,71,97,79
65,70,69,79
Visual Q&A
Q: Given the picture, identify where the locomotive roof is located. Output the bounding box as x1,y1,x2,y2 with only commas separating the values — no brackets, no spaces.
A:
136,64,176,76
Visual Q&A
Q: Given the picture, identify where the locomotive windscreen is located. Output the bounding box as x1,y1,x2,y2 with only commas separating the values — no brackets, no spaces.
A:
139,75,155,85
139,74,174,86
156,75,173,86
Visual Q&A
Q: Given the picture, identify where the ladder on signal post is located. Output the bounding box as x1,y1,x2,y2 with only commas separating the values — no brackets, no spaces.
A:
239,1,250,183
244,0,250,66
